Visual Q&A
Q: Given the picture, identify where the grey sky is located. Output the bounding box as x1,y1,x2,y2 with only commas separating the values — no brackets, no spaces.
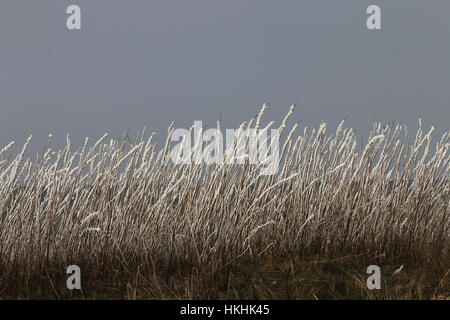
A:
0,0,449,153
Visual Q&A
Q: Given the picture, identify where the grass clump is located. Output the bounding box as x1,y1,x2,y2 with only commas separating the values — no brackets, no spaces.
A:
0,105,448,299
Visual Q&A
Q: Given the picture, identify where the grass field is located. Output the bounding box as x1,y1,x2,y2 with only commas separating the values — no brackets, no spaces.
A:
0,106,448,299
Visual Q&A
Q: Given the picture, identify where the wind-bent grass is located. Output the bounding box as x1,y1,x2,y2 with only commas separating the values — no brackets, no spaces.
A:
0,105,448,299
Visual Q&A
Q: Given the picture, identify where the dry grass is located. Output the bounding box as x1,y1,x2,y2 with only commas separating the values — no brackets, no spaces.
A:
0,105,448,299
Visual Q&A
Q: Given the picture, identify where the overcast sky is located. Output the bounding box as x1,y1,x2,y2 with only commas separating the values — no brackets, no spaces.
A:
0,0,448,153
